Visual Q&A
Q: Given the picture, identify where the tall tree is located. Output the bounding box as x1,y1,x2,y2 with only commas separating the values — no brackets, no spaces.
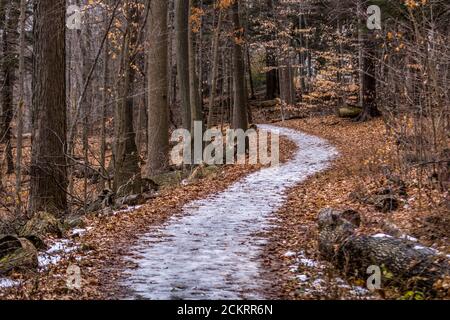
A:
1,0,19,174
114,1,142,195
207,4,223,128
15,0,26,206
188,0,203,129
265,0,278,100
357,5,381,122
175,0,192,131
29,0,68,215
147,0,170,175
231,0,248,130
357,34,380,121
99,8,110,190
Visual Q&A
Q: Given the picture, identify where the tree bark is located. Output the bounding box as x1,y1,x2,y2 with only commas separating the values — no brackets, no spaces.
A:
265,50,278,100
147,0,170,176
231,0,248,131
356,3,381,122
15,0,26,207
207,8,223,128
175,0,192,131
114,2,142,196
265,0,278,100
359,35,380,120
279,51,296,106
246,45,255,100
100,14,109,191
29,0,68,216
1,0,19,174
189,0,203,129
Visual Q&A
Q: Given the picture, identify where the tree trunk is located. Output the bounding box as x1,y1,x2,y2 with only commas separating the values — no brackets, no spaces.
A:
100,15,109,191
197,0,204,113
188,0,203,129
246,45,256,100
356,2,381,122
113,2,142,196
1,0,19,174
357,34,381,121
147,0,170,176
265,50,278,100
15,0,26,207
357,1,364,108
175,0,191,131
207,9,223,128
265,0,278,100
29,0,68,216
279,51,296,106
231,0,248,131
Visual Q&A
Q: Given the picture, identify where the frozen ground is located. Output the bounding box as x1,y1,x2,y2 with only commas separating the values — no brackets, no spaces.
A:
122,125,338,300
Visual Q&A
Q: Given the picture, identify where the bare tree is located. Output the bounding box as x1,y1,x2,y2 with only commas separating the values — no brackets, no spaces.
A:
15,0,26,207
231,0,248,131
1,0,19,174
114,1,142,195
175,0,192,131
29,0,68,215
147,0,170,176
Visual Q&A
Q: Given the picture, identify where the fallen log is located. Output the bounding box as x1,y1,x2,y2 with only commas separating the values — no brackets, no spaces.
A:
318,208,450,295
0,236,38,275
250,98,281,109
338,106,362,118
20,211,64,240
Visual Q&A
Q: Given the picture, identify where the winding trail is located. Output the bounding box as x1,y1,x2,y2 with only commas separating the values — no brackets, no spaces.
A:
122,125,337,300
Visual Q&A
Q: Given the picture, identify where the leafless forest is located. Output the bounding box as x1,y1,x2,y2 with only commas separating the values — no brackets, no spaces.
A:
0,0,449,300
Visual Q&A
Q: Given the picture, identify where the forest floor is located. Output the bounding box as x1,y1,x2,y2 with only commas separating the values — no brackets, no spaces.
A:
263,116,449,300
1,114,448,300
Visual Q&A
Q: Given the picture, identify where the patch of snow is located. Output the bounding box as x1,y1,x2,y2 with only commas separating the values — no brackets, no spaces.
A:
38,239,78,269
284,251,297,257
122,125,338,300
289,265,299,273
400,234,418,242
350,286,370,296
296,251,321,269
312,279,325,289
71,228,87,236
414,245,438,255
114,205,143,215
0,278,20,289
372,233,393,239
296,275,309,282
299,258,319,268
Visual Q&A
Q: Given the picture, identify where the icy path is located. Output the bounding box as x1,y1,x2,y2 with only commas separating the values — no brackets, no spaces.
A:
122,125,337,300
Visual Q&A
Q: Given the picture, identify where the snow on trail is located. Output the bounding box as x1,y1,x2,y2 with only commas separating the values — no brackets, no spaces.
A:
122,125,338,300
